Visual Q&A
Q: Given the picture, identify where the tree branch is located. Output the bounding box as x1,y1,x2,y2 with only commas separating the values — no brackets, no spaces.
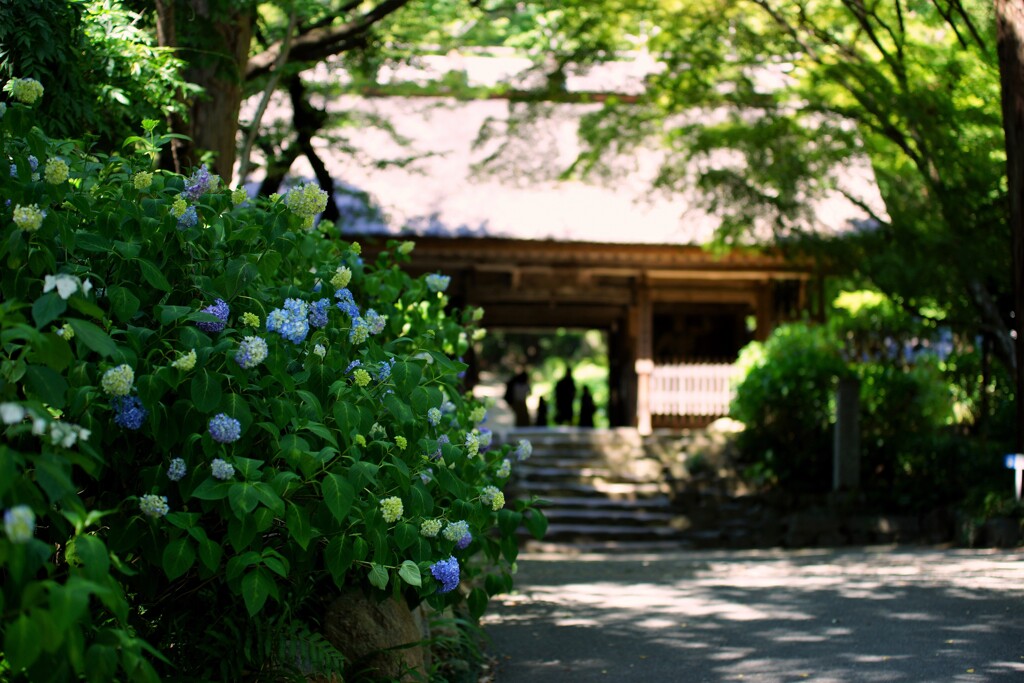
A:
246,0,412,80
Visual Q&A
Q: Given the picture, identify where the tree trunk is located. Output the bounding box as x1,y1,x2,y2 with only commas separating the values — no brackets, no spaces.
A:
155,1,255,178
995,0,1024,451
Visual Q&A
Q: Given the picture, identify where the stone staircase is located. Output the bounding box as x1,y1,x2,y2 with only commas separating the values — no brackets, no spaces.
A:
500,428,691,552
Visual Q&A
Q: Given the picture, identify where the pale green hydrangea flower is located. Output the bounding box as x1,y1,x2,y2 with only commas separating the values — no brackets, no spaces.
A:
398,241,415,255
231,187,247,205
442,520,469,542
395,435,408,450
240,312,260,327
170,197,188,218
43,158,69,184
133,171,153,190
379,496,404,523
101,364,135,397
12,204,45,231
171,349,197,371
8,78,44,105
481,485,505,511
353,368,371,387
420,518,442,538
330,266,352,290
313,343,326,358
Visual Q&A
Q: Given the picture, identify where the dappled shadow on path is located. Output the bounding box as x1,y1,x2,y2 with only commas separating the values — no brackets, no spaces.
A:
482,548,1024,682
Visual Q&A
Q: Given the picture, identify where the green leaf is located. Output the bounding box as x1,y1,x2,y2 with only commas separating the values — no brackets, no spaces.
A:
162,538,196,581
408,483,433,517
5,613,42,671
252,482,285,516
73,534,110,582
241,569,272,616
398,560,421,587
285,502,315,550
467,587,489,620
498,509,523,536
107,286,141,323
227,515,257,552
156,305,192,325
197,537,223,572
391,360,422,395
394,523,417,550
190,369,222,413
190,477,229,501
523,508,548,540
383,393,414,426
321,472,355,524
67,319,118,358
333,401,361,435
368,562,389,590
32,291,66,328
84,644,118,683
24,364,67,408
137,258,171,292
325,536,353,587
350,461,379,489
228,482,260,519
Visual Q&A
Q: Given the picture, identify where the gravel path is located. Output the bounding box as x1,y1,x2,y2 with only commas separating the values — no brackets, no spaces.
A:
482,546,1024,682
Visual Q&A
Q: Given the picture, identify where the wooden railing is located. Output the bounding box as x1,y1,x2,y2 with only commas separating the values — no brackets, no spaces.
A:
649,362,740,417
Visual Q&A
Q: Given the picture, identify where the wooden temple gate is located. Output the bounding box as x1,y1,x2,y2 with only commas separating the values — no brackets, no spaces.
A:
361,236,813,433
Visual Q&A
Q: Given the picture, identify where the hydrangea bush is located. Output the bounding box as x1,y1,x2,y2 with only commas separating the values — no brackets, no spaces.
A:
0,81,545,681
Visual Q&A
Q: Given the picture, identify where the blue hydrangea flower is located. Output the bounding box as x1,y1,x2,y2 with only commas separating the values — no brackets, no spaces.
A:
266,298,309,344
139,494,169,519
176,205,198,230
112,395,148,430
345,360,362,375
308,298,330,328
334,288,360,318
426,273,450,293
28,155,38,172
430,556,460,594
375,358,396,382
427,407,442,427
197,298,229,333
167,457,187,481
209,413,241,443
4,505,35,542
442,519,469,543
456,532,472,550
183,164,212,201
211,458,235,480
234,335,269,369
365,309,386,335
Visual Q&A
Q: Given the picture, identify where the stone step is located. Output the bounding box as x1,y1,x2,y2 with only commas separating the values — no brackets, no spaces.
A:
541,507,680,525
522,538,694,554
515,465,664,484
532,495,674,510
513,480,668,499
535,523,686,542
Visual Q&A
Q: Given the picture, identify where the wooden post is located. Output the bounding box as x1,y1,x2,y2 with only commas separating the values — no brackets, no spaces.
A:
833,377,861,491
636,287,653,435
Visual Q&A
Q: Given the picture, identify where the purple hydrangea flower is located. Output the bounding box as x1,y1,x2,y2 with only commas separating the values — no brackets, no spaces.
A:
365,309,386,335
456,532,472,550
183,164,212,201
375,358,396,382
197,298,229,333
112,395,148,430
430,556,460,594
208,413,241,443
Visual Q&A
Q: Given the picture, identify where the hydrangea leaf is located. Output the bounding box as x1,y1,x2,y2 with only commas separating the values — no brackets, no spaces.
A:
162,538,196,581
398,559,421,587
467,587,488,620
321,472,355,524
4,613,42,672
106,285,140,323
285,501,315,550
67,318,118,358
368,562,389,590
32,291,66,328
228,483,259,519
190,369,222,414
136,258,171,292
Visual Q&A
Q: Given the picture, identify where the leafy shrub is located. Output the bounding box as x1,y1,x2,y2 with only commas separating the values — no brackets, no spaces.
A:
0,84,542,681
731,322,849,492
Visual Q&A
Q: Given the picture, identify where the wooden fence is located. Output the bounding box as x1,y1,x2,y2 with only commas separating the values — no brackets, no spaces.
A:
649,362,740,418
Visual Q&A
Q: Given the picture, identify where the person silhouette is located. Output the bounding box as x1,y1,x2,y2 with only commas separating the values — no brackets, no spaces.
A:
535,396,549,426
554,367,576,426
504,370,531,427
578,385,596,427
